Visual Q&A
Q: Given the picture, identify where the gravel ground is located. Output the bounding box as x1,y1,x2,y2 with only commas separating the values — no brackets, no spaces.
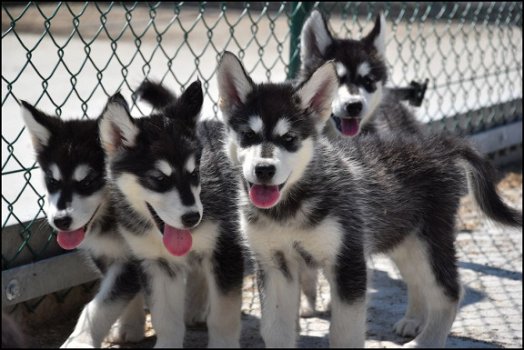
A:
21,165,522,348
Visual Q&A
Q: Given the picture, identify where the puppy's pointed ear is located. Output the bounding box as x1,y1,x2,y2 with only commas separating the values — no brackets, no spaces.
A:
300,10,334,70
362,13,387,56
99,93,138,157
216,51,254,122
296,61,338,130
20,101,56,152
170,79,203,129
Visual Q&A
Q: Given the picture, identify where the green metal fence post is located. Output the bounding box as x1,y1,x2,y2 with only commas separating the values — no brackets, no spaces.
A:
287,2,314,80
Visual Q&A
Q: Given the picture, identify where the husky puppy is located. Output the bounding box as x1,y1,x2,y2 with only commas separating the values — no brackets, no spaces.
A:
133,79,224,327
216,51,521,348
299,10,422,139
99,81,244,347
298,9,428,318
20,102,145,347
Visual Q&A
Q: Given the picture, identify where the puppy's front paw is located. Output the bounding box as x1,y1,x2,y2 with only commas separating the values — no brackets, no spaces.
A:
393,317,423,338
106,319,145,344
60,338,95,348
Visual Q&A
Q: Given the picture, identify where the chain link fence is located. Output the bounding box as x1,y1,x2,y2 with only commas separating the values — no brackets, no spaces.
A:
2,1,522,321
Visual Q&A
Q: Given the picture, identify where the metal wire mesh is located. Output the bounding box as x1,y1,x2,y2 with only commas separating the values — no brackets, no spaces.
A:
1,1,522,315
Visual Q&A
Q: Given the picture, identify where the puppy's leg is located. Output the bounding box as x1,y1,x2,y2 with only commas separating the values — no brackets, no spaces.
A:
184,265,209,327
389,236,427,338
324,253,367,348
61,261,141,348
142,259,186,348
106,292,146,343
203,264,242,348
203,223,244,347
299,264,318,318
258,255,300,348
404,286,460,348
392,233,461,348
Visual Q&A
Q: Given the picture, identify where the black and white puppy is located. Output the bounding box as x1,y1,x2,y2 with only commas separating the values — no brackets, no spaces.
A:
20,102,145,348
298,9,428,318
300,10,421,139
217,51,521,348
99,81,244,347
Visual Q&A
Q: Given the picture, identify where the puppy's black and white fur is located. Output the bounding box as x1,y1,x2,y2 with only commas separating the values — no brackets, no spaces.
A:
20,102,145,347
300,10,422,139
99,81,244,347
299,9,427,318
217,51,522,348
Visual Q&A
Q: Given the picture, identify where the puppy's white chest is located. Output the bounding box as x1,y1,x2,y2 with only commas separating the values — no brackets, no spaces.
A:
242,215,343,265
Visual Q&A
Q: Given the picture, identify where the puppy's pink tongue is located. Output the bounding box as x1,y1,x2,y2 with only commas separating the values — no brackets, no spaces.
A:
163,225,192,256
57,228,85,250
249,184,280,208
341,118,360,136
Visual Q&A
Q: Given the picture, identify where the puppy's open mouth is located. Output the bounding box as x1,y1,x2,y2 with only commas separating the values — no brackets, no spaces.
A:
332,115,361,137
146,202,193,257
147,202,165,232
56,204,101,250
247,181,286,209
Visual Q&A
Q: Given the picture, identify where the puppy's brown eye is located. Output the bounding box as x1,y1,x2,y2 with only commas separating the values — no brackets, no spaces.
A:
77,172,100,191
360,75,375,91
243,130,258,143
45,172,60,191
149,171,167,184
78,178,93,190
282,133,296,144
190,169,199,181
47,177,59,186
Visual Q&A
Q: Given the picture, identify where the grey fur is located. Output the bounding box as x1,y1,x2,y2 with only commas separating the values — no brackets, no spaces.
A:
101,84,245,347
218,52,522,347
273,250,292,282
293,241,318,267
359,91,423,138
298,10,424,321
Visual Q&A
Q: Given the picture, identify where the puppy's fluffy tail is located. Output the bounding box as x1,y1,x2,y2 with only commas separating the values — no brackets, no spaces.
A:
134,80,177,109
458,143,522,228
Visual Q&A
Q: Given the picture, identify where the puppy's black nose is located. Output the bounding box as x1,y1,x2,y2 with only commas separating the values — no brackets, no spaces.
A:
54,216,72,231
181,212,201,227
345,102,363,116
255,164,276,182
